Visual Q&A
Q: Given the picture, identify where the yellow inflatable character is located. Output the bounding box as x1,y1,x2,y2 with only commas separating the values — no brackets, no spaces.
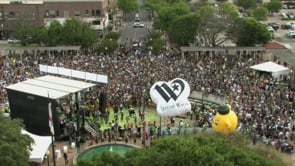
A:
212,104,238,134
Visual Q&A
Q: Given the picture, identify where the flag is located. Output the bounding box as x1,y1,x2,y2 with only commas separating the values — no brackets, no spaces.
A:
48,102,55,135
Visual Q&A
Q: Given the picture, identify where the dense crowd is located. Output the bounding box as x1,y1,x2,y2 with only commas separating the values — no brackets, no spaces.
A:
0,40,295,151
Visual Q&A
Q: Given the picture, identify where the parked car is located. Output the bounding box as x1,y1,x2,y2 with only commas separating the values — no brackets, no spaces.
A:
286,22,295,30
7,38,20,44
267,26,274,33
286,31,295,38
280,12,288,19
268,22,280,31
287,12,295,18
132,22,144,28
281,23,292,30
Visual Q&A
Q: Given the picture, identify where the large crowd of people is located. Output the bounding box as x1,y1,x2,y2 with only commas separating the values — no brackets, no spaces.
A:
0,38,295,151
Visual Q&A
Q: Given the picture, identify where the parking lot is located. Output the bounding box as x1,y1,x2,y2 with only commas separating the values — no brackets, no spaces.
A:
261,9,295,52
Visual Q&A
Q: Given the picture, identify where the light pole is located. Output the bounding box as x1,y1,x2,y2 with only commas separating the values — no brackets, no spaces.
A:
105,46,108,55
141,89,146,146
201,87,205,112
45,150,50,166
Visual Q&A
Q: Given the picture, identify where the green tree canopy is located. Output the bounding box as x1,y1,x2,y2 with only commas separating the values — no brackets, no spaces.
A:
167,13,200,46
145,31,163,54
236,0,258,10
18,17,98,47
197,3,240,46
252,6,268,21
17,21,35,46
118,0,139,19
96,37,119,54
145,30,163,54
153,2,190,31
144,0,186,12
62,17,97,47
77,133,286,166
230,17,271,46
124,133,286,166
0,114,33,166
265,0,283,16
78,151,125,166
47,20,63,46
31,25,48,46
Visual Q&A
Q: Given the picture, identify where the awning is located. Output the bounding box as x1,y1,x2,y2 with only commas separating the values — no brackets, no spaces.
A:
21,130,52,163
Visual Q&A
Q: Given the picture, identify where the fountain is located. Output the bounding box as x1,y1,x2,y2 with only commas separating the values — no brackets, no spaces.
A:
75,143,139,164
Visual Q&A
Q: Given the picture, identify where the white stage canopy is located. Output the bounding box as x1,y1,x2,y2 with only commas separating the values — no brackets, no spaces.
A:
21,130,51,163
249,61,290,80
5,75,96,99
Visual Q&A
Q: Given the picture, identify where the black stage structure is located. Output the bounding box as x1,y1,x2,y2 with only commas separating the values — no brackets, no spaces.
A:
5,75,96,139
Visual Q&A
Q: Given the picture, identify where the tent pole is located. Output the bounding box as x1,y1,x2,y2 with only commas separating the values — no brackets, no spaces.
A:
51,135,56,166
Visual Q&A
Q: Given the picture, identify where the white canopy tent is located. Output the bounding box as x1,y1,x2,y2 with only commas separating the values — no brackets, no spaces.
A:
21,130,51,163
249,61,290,80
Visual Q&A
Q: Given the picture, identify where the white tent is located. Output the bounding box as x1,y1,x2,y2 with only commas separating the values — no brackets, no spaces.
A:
21,130,51,163
249,61,290,80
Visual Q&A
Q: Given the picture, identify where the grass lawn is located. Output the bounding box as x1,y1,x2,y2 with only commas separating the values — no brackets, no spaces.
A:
98,107,166,130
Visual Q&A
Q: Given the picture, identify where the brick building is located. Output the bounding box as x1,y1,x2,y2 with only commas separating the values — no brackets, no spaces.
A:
0,0,110,39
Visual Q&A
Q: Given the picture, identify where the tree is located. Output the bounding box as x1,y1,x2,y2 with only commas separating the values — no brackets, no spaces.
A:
17,21,35,46
145,30,163,54
31,25,48,46
0,114,33,166
252,6,268,21
96,37,118,54
118,0,139,19
78,151,124,166
265,0,283,16
62,17,83,45
79,21,97,48
236,0,258,10
153,2,190,31
197,3,240,46
105,32,120,40
167,13,200,46
144,0,185,12
47,20,63,46
230,17,271,46
62,17,97,47
76,133,286,166
123,133,286,166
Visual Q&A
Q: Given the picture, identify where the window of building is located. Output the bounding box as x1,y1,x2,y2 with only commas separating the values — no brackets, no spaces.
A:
10,0,22,4
74,10,80,16
56,10,59,17
48,10,56,17
8,11,17,18
64,10,69,17
92,9,95,16
95,10,100,16
85,10,89,15
22,11,35,18
92,20,101,25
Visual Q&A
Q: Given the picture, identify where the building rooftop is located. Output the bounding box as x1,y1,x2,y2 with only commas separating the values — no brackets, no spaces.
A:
5,75,96,99
263,42,287,49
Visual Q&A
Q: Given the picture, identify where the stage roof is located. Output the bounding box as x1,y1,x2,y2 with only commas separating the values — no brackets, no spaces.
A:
249,61,289,73
5,75,96,100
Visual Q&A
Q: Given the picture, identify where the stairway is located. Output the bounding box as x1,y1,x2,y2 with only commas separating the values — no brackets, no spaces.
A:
84,122,97,137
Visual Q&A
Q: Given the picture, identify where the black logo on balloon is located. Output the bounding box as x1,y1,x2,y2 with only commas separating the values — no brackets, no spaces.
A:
154,79,185,103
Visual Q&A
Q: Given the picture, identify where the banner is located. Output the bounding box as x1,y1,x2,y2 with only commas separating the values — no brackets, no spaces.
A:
48,102,55,136
149,78,191,117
